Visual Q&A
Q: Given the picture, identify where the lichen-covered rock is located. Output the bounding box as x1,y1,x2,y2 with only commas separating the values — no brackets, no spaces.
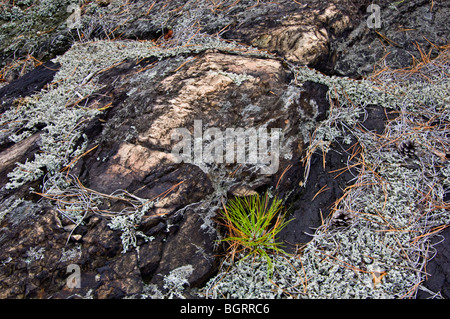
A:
0,0,75,69
0,0,448,300
0,0,357,83
0,203,68,298
149,207,219,296
333,0,450,77
0,35,327,298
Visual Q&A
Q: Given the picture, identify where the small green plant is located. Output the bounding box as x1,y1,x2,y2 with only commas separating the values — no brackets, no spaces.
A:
219,192,293,276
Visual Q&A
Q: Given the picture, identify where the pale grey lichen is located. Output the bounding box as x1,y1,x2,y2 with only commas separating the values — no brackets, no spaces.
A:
107,201,155,253
128,264,196,299
2,40,160,189
217,71,254,86
0,0,77,68
163,265,194,299
59,245,82,263
132,283,165,299
24,247,45,265
204,254,305,299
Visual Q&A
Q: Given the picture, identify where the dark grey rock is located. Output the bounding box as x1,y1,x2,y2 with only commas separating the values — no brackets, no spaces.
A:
332,0,449,77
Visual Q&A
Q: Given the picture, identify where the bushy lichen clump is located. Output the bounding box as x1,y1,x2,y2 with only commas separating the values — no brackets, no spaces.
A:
108,201,155,253
204,254,305,299
24,246,45,265
162,265,195,299
293,62,449,115
129,265,195,299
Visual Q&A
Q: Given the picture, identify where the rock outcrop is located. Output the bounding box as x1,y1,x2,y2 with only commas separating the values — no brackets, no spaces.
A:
0,43,329,298
0,0,448,299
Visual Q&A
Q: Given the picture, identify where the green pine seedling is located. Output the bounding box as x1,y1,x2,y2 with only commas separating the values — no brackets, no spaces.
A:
219,191,293,277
